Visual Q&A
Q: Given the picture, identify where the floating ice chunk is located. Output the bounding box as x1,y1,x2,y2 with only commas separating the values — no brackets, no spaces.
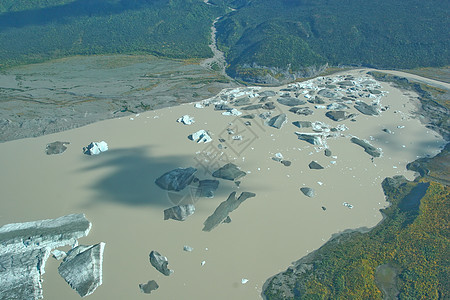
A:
83,141,108,155
189,130,212,143
222,108,242,116
183,246,193,252
317,181,323,185
177,115,195,125
343,202,353,209
194,103,204,108
201,261,206,266
52,249,67,260
241,278,249,284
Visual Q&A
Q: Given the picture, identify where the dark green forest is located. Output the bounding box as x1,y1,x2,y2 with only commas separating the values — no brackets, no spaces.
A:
216,0,450,80
0,0,448,81
0,0,226,67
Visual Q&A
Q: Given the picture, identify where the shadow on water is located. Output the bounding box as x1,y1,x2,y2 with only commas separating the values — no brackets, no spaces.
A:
0,0,166,32
77,146,235,209
371,131,443,158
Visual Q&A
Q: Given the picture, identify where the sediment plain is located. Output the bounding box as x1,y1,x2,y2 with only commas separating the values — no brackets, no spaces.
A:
0,68,446,299
0,54,237,142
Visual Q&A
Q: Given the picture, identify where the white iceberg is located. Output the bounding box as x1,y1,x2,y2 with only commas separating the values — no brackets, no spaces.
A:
222,108,242,116
177,115,195,125
83,141,108,155
189,130,212,143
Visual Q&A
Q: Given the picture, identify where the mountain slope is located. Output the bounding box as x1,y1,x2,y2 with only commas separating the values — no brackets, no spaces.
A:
216,0,450,82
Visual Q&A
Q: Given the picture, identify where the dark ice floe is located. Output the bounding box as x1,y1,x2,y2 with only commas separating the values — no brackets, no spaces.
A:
354,101,380,116
149,251,173,276
241,104,263,110
155,167,197,192
139,280,159,294
350,137,382,157
203,192,256,232
295,132,325,147
289,107,314,116
277,97,306,107
164,204,195,221
300,187,315,198
46,141,70,155
292,121,312,128
212,163,246,181
266,113,287,129
196,179,220,198
325,111,354,122
309,161,324,170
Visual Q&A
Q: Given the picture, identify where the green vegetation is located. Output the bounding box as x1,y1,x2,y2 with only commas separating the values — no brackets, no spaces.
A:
216,0,449,81
1,0,448,82
0,0,227,68
264,176,449,299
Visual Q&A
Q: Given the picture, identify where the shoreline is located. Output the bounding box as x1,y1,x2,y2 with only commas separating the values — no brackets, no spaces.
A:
0,69,446,299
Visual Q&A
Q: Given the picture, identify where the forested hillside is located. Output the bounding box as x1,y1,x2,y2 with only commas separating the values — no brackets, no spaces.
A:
0,0,226,67
0,0,448,83
216,0,450,82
